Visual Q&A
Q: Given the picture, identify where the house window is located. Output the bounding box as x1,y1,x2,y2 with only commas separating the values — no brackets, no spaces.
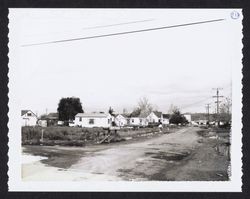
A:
79,117,82,122
140,119,142,123
27,113,32,116
89,119,94,124
108,119,110,124
132,119,134,123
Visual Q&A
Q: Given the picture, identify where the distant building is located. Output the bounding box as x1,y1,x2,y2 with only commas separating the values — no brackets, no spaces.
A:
129,111,148,127
183,114,192,123
162,114,170,125
21,110,37,126
38,112,59,127
114,114,128,127
146,111,163,123
74,112,112,128
195,120,208,125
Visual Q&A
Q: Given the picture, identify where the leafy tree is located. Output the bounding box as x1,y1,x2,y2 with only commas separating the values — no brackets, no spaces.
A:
169,107,188,124
57,97,83,122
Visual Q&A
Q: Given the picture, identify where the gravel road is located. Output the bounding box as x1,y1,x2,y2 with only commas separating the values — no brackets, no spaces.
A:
22,127,230,181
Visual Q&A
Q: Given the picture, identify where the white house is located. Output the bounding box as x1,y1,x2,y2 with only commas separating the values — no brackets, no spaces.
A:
114,114,128,127
146,111,163,123
74,112,112,128
184,114,192,123
129,112,148,127
21,110,37,126
38,112,59,127
162,114,170,125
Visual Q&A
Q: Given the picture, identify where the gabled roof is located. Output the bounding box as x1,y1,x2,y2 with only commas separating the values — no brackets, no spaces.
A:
41,113,59,120
21,110,29,116
75,112,110,118
115,114,128,118
130,111,140,117
47,112,58,117
153,111,162,118
21,110,37,117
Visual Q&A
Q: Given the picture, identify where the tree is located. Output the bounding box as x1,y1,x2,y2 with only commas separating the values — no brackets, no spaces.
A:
122,108,128,114
136,97,154,115
219,97,232,122
130,107,141,117
108,106,115,116
169,106,188,125
57,97,83,122
168,104,179,114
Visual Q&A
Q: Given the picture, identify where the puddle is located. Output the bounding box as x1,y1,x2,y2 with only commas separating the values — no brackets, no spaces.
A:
117,168,133,172
145,151,190,161
148,143,180,146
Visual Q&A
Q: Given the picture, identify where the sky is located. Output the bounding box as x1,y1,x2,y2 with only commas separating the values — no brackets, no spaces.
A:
9,9,239,116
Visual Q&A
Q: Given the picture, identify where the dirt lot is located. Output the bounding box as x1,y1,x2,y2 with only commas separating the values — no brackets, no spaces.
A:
22,127,230,181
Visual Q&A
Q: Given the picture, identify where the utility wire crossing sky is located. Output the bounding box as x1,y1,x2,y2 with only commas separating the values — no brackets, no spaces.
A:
22,18,225,47
9,9,237,114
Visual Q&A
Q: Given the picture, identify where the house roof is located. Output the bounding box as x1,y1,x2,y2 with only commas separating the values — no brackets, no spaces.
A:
115,114,128,118
153,111,162,118
163,114,170,119
21,110,29,116
21,110,37,117
130,111,140,117
129,111,148,118
138,112,148,118
75,112,110,118
41,113,59,120
47,112,58,117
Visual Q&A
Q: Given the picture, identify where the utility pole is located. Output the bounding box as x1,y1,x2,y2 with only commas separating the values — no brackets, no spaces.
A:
212,88,223,126
205,104,211,124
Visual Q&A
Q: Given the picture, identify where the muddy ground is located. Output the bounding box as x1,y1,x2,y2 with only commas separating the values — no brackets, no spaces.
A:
22,127,230,181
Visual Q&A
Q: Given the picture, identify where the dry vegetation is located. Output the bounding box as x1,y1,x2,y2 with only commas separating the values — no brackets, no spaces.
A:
22,126,172,146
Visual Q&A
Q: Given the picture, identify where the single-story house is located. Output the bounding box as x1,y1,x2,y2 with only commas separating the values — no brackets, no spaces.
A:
21,110,37,126
183,114,192,123
114,114,128,127
162,114,170,125
38,112,59,127
195,120,208,125
74,112,112,128
129,111,148,127
146,111,163,123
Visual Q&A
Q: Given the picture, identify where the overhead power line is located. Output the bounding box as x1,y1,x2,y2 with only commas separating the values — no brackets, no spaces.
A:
180,96,212,110
25,19,155,37
22,18,225,47
80,19,155,30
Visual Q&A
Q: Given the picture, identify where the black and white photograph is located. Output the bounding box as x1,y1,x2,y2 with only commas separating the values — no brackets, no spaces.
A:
7,9,242,192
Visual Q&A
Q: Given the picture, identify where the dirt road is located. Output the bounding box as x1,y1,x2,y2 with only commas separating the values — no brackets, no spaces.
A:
22,127,230,181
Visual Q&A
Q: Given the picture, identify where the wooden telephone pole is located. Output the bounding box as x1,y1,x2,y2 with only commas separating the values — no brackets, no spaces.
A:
212,88,223,125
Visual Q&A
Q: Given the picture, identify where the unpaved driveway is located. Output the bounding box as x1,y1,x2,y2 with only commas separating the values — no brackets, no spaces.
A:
22,127,229,181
